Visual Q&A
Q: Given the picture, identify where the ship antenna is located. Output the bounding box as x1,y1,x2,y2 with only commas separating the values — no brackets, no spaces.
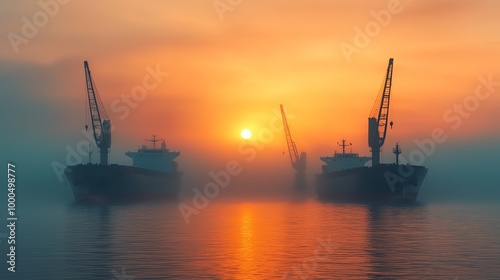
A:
338,139,348,154
393,142,402,165
146,134,164,149
88,144,93,164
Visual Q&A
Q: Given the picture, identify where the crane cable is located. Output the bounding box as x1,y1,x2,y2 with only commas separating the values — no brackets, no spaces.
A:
93,81,109,120
85,83,88,131
281,125,285,156
369,76,386,118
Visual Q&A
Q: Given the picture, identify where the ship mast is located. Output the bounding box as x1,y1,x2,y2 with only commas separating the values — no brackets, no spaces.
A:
87,144,93,164
337,139,352,154
368,58,394,166
146,135,164,149
280,104,306,174
393,142,401,165
84,61,111,165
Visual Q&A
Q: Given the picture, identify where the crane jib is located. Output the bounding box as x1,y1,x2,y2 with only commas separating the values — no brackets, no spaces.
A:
280,104,306,173
368,58,394,166
83,61,111,165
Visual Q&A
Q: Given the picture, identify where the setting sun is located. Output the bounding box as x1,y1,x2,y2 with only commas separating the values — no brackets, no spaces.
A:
241,129,252,139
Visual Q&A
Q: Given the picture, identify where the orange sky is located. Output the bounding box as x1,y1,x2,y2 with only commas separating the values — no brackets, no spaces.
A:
1,0,500,189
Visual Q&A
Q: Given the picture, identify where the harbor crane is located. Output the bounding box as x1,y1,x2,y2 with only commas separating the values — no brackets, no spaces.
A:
368,58,394,166
84,61,111,165
280,104,306,175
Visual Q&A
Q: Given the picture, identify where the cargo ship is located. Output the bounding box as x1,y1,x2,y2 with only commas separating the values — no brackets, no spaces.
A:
64,61,181,203
316,141,428,202
65,136,181,203
315,58,428,202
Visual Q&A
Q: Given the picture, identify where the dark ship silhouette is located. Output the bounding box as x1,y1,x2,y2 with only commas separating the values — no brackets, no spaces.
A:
315,58,428,202
64,61,181,203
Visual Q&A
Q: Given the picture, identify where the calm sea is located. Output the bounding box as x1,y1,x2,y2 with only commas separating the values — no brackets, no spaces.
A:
1,195,500,279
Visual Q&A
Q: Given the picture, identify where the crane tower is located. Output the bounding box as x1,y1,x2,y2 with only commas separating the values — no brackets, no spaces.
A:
280,104,306,175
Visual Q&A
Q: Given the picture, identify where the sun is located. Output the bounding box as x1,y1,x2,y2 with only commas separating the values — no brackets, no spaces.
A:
241,129,252,139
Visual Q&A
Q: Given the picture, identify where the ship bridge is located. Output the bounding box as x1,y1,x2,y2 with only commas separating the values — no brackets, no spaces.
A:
320,140,371,173
125,136,180,173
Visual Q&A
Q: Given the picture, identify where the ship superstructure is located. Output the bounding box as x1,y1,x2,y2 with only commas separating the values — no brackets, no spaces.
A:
320,139,371,173
126,135,180,173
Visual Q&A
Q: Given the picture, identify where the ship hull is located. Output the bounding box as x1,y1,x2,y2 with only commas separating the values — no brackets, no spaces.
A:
315,164,428,203
64,164,181,203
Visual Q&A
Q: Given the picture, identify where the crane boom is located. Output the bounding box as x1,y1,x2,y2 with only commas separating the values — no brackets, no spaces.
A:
280,104,306,173
368,58,394,166
84,61,111,165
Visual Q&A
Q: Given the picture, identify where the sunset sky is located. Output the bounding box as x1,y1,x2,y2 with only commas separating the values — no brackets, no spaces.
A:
1,0,499,199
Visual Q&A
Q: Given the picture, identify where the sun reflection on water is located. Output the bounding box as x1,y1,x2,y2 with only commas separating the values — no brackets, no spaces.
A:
237,205,255,278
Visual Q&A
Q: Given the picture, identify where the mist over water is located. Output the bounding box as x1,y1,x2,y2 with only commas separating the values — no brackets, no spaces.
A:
1,133,500,279
1,189,500,280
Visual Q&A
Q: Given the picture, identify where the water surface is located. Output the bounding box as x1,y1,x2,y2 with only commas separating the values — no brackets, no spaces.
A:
2,198,500,279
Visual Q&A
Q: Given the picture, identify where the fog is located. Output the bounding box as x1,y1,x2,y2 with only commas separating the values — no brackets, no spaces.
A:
1,58,499,206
